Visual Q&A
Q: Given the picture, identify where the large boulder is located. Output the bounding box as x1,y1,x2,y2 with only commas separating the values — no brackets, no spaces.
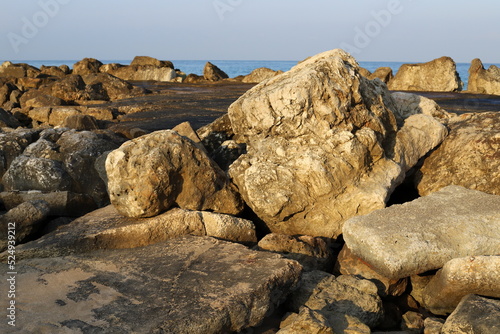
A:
415,112,500,196
228,49,447,237
369,67,393,84
0,128,40,177
107,56,176,82
0,61,40,78
72,57,103,75
0,236,302,334
106,130,244,218
467,58,500,94
342,186,500,279
203,62,229,81
130,56,174,69
81,73,145,100
1,205,257,261
388,56,463,92
242,67,283,83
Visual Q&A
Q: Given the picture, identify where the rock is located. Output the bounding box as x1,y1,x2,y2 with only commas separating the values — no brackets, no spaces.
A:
441,295,500,334
47,106,81,126
0,236,302,334
0,205,257,261
277,307,336,334
359,67,372,77
2,155,73,192
62,114,99,130
401,311,424,333
342,186,500,279
46,74,87,102
81,73,144,100
204,62,229,81
0,200,50,251
257,233,333,271
370,67,394,84
99,62,123,73
28,106,52,124
335,245,408,297
287,271,383,331
40,65,67,78
0,82,17,106
421,256,500,315
130,56,174,69
467,58,500,95
23,138,62,160
409,274,434,306
392,92,455,122
424,317,445,334
0,108,21,128
415,112,500,196
388,57,463,92
172,121,207,153
185,73,205,83
211,140,245,170
242,67,283,83
0,61,40,78
72,58,103,75
106,130,244,218
0,128,40,177
196,113,235,154
19,89,65,109
228,49,447,237
0,191,97,217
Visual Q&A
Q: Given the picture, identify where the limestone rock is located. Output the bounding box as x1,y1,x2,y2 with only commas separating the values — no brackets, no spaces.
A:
196,113,235,154
211,140,245,171
81,73,144,100
370,67,393,84
72,58,103,75
257,233,333,271
415,112,500,196
108,59,177,82
204,62,229,81
388,56,463,92
424,317,445,334
287,271,383,331
467,58,500,95
0,236,302,334
19,89,65,109
422,256,500,315
46,74,87,102
228,49,447,237
392,92,455,122
130,56,174,69
0,128,40,177
0,61,40,78
0,191,97,217
0,205,257,261
0,200,50,251
401,311,424,333
335,245,408,297
242,67,283,83
172,121,207,153
277,307,336,334
62,114,99,130
106,130,243,218
40,65,67,78
441,295,500,334
343,186,500,279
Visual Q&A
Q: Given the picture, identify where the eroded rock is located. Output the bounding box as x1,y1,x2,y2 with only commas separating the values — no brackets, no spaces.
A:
467,58,500,95
441,295,500,334
242,67,283,83
204,62,229,81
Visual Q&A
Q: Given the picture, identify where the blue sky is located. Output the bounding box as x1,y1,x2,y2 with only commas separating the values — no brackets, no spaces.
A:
1,0,499,63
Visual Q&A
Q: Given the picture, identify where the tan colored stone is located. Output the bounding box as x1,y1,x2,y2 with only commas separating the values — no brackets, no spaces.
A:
467,58,500,95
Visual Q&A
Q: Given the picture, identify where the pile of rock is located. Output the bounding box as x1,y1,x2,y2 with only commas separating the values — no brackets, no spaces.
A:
1,49,499,333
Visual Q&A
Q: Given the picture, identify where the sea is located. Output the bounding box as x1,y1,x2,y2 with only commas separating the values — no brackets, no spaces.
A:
4,59,500,90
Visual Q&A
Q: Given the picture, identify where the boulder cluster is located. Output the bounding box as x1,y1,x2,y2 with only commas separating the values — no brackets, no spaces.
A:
1,50,499,333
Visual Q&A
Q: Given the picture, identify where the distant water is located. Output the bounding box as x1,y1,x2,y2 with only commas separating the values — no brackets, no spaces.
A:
4,59,500,90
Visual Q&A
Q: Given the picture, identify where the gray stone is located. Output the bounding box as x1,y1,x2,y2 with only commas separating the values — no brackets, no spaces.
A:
441,295,500,334
204,62,229,81
467,58,500,95
0,61,40,78
23,138,62,160
388,56,463,92
228,49,447,237
257,233,333,272
287,271,383,331
343,186,500,279
0,205,256,261
422,256,500,315
0,236,302,334
196,113,234,155
106,130,243,218
0,200,50,251
0,191,96,217
0,128,41,177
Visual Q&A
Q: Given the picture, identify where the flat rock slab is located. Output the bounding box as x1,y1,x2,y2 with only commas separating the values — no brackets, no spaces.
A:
343,186,500,279
0,236,302,333
0,205,256,262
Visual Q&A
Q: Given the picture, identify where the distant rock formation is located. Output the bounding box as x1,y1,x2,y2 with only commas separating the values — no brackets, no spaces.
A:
388,56,463,92
104,56,177,82
467,58,500,95
242,67,283,83
203,62,229,81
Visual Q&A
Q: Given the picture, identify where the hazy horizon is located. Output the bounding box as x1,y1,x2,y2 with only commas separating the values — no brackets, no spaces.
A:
1,0,499,64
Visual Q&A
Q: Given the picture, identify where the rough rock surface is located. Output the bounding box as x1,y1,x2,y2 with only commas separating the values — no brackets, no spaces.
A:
0,205,257,262
277,307,336,334
228,49,447,237
343,186,500,279
0,200,50,251
440,295,500,334
335,245,408,297
129,56,174,69
370,67,393,83
391,92,455,122
106,130,243,218
287,270,383,331
415,112,500,196
257,233,333,271
388,56,463,92
72,58,103,75
422,256,500,315
204,62,229,81
467,58,500,95
0,61,40,78
242,67,283,83
0,236,302,334
108,59,177,82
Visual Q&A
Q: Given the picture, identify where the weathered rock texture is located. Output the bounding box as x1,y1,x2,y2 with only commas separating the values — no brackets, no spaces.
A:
343,186,500,279
415,112,500,196
467,58,500,95
242,67,283,83
204,62,229,81
441,295,500,334
391,92,455,122
228,49,447,237
72,58,103,75
0,236,302,334
422,256,500,315
277,307,336,334
106,130,243,218
388,56,463,92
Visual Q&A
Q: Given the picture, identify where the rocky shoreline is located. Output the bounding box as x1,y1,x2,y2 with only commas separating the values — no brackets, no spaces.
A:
0,50,499,333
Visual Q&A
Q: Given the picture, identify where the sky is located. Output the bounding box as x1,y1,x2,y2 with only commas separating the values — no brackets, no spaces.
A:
1,0,499,63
